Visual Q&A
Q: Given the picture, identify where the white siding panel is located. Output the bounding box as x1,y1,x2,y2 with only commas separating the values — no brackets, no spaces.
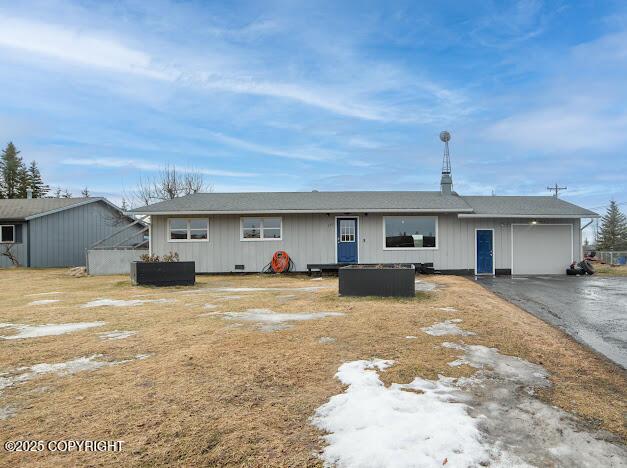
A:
150,214,583,273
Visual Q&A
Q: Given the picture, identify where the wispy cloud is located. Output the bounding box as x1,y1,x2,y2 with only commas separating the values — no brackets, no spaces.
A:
486,107,627,152
61,157,257,177
0,14,465,123
207,132,338,161
0,16,172,80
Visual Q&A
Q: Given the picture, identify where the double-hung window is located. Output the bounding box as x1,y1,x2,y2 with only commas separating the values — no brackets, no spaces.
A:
241,217,282,241
383,216,437,249
0,225,15,243
168,218,208,241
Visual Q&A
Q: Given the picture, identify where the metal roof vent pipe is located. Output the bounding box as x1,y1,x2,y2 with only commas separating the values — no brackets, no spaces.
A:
439,131,453,195
27,188,33,199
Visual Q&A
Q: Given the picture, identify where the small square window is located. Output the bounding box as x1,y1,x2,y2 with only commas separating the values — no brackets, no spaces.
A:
1,225,15,243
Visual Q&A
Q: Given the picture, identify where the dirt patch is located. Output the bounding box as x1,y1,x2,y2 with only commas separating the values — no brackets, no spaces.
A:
0,269,625,466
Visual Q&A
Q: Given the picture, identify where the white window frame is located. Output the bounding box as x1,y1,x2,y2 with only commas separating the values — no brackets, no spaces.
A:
382,216,439,251
240,217,283,241
167,218,209,243
0,224,15,244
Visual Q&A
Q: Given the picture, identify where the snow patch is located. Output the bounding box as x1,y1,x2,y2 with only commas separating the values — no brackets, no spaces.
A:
81,298,174,308
442,342,626,466
319,336,336,344
422,320,475,337
98,330,136,340
210,286,327,292
437,307,458,313
0,322,105,340
0,405,17,420
311,277,323,281
414,280,436,292
209,308,344,332
442,342,549,387
216,295,243,301
311,359,490,467
183,286,328,295
27,291,62,297
203,304,217,309
28,299,60,306
313,346,627,467
0,354,149,395
405,335,417,339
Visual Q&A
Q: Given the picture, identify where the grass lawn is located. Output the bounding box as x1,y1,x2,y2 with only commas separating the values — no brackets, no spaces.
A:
594,263,627,276
0,269,625,466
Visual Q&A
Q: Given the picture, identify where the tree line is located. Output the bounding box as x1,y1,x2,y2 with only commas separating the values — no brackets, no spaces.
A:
0,142,92,199
0,142,48,198
594,201,627,251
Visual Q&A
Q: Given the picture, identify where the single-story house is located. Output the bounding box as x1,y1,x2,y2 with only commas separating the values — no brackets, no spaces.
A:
130,172,598,275
0,197,145,268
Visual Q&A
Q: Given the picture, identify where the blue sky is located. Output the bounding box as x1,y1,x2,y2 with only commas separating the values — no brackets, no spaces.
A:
0,0,625,228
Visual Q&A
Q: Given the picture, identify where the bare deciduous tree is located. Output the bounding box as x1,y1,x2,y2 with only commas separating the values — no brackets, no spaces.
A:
127,165,213,207
1,244,20,266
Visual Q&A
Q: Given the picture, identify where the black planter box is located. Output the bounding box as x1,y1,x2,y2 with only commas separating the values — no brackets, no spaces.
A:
131,261,195,286
339,264,416,297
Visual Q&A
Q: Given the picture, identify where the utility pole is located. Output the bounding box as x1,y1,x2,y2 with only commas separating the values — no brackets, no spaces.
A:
547,183,567,198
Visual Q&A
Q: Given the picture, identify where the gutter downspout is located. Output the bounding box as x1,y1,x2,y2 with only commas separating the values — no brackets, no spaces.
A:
26,221,31,267
580,219,594,261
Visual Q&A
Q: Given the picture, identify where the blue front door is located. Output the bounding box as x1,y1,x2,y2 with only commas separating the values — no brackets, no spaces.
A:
476,229,494,274
337,218,358,263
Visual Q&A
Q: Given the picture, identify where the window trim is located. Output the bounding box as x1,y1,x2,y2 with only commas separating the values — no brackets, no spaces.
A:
167,218,209,243
382,215,439,251
240,217,283,241
0,224,15,244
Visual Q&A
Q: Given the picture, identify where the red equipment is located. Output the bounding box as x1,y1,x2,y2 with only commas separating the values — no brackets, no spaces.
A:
271,251,291,273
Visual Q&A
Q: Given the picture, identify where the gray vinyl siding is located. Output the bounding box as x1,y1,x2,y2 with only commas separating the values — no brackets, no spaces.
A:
27,201,144,268
151,214,582,273
0,222,27,268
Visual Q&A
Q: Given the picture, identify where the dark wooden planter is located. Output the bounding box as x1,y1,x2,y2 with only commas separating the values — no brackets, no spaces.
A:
339,264,416,297
131,261,195,286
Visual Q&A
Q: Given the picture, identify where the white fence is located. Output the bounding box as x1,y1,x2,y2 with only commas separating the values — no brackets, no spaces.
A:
592,251,627,265
87,249,145,275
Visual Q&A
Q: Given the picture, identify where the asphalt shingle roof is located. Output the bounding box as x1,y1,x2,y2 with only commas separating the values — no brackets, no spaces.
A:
130,191,597,217
461,196,598,217
130,191,473,213
0,198,103,221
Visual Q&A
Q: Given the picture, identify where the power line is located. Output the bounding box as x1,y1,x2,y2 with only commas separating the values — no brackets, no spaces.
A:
547,183,567,197
588,201,626,210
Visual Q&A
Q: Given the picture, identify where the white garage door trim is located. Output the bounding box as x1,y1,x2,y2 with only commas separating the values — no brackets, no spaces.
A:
511,223,573,275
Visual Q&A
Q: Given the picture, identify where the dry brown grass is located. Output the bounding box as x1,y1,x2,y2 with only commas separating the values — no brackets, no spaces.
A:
594,263,627,276
0,268,625,467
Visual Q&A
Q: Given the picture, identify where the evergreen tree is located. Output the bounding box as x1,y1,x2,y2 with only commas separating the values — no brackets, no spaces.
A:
16,164,30,198
0,142,24,199
596,201,627,250
28,161,49,198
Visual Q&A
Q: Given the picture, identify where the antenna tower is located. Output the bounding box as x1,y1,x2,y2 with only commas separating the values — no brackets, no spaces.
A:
440,131,451,174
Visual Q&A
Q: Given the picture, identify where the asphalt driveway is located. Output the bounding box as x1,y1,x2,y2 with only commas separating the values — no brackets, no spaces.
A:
478,276,627,369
